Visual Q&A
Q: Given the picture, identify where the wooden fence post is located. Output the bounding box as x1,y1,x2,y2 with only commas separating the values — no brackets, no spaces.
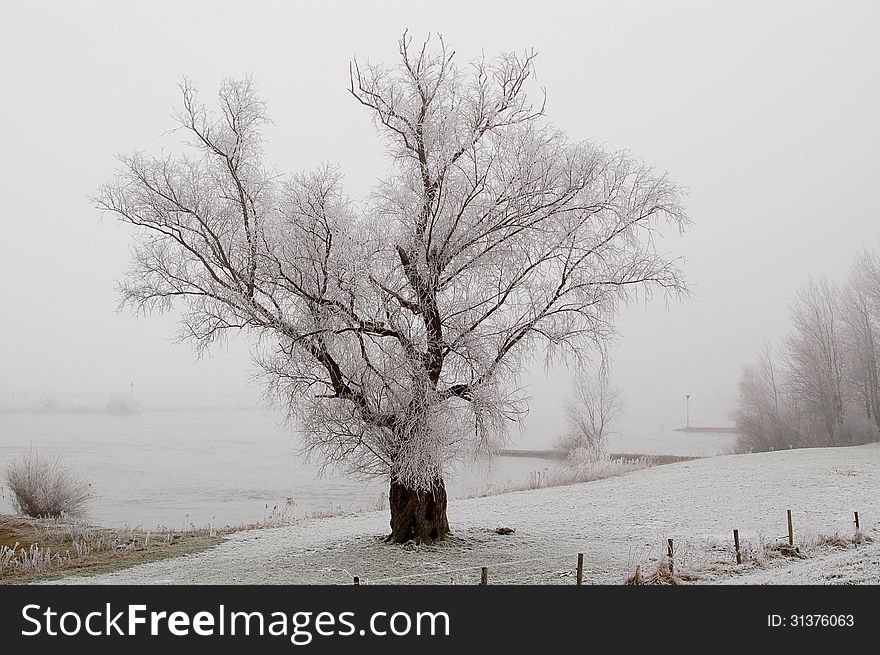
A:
854,511,860,530
787,509,793,546
480,566,488,585
733,529,741,565
576,553,584,586
667,538,674,574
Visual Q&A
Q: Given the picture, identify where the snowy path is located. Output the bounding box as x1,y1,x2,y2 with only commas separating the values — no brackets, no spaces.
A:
49,444,880,585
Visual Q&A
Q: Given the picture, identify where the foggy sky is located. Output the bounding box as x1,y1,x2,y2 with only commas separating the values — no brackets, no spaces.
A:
2,0,878,446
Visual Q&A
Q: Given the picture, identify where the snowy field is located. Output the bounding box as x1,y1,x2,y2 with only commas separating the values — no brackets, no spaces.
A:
50,443,880,585
716,541,880,584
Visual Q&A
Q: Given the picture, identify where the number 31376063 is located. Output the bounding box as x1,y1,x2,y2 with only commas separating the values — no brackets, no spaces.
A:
768,614,854,627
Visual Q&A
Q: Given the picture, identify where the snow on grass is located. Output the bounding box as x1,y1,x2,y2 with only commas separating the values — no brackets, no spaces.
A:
461,454,653,498
45,443,880,585
716,539,880,584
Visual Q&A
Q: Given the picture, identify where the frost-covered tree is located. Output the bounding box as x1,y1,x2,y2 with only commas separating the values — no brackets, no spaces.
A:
733,344,804,452
784,278,846,442
556,372,622,459
735,267,880,452
842,250,880,430
97,34,689,543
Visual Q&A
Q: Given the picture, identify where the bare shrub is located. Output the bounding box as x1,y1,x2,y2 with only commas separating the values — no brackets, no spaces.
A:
4,449,93,518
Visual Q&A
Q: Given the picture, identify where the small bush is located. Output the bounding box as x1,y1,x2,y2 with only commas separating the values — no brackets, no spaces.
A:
5,449,93,518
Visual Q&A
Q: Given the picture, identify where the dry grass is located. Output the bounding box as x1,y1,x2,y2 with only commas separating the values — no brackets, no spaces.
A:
463,454,654,498
5,449,92,518
649,527,879,584
766,542,807,559
0,514,223,583
303,505,351,519
817,530,874,549
816,534,850,549
624,560,679,585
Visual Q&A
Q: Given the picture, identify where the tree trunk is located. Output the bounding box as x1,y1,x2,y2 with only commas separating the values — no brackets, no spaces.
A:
387,477,450,544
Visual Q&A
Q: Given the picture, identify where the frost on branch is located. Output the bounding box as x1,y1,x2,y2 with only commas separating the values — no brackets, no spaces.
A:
97,34,689,500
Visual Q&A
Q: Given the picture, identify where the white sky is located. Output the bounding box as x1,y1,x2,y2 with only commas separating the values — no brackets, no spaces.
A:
2,0,878,445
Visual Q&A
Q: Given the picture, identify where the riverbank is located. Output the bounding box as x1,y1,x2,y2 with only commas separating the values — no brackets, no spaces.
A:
0,515,221,583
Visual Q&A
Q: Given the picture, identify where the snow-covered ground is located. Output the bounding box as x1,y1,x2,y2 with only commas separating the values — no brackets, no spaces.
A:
716,540,880,584
50,444,880,585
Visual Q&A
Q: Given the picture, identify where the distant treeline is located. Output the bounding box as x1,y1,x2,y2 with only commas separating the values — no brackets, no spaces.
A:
734,248,880,452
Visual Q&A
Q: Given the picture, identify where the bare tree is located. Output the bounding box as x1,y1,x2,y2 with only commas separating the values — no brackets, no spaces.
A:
97,34,689,543
842,250,880,430
784,278,846,443
556,372,622,459
733,343,804,452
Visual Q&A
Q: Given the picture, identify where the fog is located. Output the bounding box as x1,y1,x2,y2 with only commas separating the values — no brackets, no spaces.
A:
2,0,878,447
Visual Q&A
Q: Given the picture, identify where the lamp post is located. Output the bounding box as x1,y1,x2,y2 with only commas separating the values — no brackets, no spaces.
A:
685,394,691,429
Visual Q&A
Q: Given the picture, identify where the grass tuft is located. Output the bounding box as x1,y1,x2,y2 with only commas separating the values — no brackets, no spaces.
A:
624,560,679,585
